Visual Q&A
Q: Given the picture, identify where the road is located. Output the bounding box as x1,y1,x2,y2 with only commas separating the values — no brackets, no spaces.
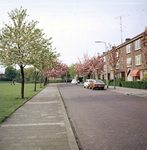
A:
58,83,147,150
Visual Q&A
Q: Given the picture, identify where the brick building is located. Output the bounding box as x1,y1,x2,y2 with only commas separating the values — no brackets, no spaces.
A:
102,31,147,81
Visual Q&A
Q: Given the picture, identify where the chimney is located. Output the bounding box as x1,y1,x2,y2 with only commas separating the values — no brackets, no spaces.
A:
125,38,130,42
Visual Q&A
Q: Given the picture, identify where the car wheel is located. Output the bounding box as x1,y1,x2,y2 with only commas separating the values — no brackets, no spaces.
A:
84,86,85,88
92,87,95,90
101,87,104,90
86,86,89,89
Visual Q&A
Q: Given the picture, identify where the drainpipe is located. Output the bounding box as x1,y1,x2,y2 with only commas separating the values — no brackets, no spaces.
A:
131,42,134,81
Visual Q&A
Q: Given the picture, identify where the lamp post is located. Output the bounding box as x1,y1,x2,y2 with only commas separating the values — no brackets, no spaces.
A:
95,41,109,88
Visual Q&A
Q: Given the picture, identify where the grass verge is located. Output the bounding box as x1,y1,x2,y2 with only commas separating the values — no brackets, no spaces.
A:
0,81,48,124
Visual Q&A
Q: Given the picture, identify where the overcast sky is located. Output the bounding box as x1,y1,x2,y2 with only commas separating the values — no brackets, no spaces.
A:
0,0,147,73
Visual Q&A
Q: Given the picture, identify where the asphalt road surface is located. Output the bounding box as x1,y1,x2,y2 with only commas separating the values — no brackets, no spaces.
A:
58,83,147,150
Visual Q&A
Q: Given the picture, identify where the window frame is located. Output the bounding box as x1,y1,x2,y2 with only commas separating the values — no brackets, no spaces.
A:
116,62,119,70
126,44,131,54
135,39,141,51
127,57,132,67
135,54,142,66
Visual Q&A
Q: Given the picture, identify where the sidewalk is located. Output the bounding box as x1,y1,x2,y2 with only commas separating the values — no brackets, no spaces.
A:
107,86,147,99
0,84,79,150
78,83,147,99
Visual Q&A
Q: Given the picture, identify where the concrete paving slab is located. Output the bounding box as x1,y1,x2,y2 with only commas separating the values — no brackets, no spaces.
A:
0,84,78,150
107,86,147,99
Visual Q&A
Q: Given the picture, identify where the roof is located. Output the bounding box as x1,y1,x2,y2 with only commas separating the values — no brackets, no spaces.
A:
101,30,147,57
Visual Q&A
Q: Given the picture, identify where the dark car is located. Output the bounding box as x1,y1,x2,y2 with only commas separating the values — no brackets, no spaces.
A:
89,80,105,90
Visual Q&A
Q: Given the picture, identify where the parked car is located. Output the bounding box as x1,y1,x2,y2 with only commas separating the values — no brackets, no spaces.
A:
89,80,105,90
71,79,78,85
83,79,95,88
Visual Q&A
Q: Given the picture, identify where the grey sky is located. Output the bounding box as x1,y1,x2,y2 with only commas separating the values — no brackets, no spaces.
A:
0,0,147,73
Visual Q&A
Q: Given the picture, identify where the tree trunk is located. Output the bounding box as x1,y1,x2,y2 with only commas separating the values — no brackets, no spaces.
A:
114,71,116,89
44,77,47,86
20,65,24,99
34,69,37,91
40,73,42,88
66,73,67,83
95,72,98,80
88,74,90,79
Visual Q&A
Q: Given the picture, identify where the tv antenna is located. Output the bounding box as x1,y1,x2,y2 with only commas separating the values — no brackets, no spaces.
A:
115,14,129,44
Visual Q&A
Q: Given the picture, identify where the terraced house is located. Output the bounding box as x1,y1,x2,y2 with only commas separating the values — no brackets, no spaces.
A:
102,30,147,81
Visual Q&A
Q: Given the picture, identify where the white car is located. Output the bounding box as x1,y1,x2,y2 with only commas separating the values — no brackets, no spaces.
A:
83,79,95,88
71,79,78,85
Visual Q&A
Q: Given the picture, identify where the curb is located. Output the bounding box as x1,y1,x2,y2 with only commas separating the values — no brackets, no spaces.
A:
57,84,81,150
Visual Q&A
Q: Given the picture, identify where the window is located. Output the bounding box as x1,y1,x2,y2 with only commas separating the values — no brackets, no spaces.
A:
135,55,141,66
126,44,131,54
116,62,119,70
135,39,141,50
116,52,119,57
111,73,114,79
127,57,132,67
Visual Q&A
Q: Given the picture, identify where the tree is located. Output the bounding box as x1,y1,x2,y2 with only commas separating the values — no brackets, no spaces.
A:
90,53,105,80
68,64,76,78
42,60,69,83
5,66,17,80
24,67,34,81
0,7,54,98
74,53,105,81
74,53,93,80
82,53,93,79
141,74,147,81
107,46,120,89
141,27,147,68
31,42,60,91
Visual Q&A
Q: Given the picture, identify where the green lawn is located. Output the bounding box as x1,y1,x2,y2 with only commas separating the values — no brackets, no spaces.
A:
0,81,48,124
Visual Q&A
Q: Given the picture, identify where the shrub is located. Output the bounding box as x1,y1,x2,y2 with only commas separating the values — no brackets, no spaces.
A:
116,77,125,82
131,81,143,89
116,82,122,87
121,81,144,89
103,80,114,86
121,81,131,87
141,81,147,89
141,74,147,81
0,77,11,81
49,80,64,83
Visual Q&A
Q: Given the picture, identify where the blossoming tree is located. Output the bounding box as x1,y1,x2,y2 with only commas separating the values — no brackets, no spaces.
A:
74,53,105,81
90,53,105,80
0,7,59,98
42,60,69,84
107,45,120,89
141,27,147,68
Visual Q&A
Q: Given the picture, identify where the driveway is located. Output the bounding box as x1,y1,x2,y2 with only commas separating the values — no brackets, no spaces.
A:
58,83,147,150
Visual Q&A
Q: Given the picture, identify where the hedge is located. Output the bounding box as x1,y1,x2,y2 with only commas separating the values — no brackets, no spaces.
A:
0,78,11,81
103,80,147,89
